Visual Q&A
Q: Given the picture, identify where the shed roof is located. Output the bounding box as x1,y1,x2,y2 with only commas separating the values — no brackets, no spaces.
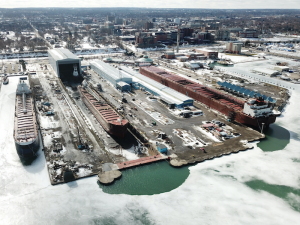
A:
91,60,132,82
253,68,279,75
137,55,153,63
48,49,79,61
121,66,193,106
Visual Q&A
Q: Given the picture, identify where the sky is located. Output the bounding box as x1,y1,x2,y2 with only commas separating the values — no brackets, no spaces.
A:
1,0,300,9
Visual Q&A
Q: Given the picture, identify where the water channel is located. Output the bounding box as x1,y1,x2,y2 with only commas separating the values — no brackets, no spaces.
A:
98,123,291,197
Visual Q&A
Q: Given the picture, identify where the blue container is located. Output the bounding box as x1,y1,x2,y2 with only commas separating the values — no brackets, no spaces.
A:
157,144,167,153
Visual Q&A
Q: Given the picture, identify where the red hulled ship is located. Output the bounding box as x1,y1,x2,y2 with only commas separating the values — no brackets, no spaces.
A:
139,66,276,129
78,83,128,138
14,78,40,158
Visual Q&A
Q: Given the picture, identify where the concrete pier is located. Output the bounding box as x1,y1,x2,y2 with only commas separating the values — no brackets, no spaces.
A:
98,170,122,184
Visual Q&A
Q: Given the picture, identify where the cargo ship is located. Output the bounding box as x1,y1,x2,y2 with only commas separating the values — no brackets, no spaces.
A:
139,66,276,129
14,78,39,158
78,82,129,138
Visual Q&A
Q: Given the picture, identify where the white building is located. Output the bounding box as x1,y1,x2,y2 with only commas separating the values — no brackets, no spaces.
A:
226,42,243,54
274,66,289,72
90,60,132,87
174,18,181,24
243,99,273,118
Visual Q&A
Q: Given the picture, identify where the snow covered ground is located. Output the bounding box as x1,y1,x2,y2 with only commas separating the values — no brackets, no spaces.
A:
219,53,263,64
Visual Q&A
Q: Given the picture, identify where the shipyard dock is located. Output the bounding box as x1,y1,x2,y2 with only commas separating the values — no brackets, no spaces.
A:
0,55,289,186
39,59,268,185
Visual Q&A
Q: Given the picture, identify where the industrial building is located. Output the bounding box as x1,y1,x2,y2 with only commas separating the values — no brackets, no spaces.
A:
226,42,243,54
274,66,289,72
239,28,258,38
184,61,202,70
90,60,132,88
195,49,218,58
116,81,131,92
252,68,280,77
48,49,81,81
121,66,193,108
215,29,231,41
165,51,175,59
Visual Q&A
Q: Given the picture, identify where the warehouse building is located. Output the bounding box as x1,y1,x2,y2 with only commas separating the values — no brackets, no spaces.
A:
90,60,132,87
274,66,289,72
195,49,218,59
121,66,193,108
48,49,81,81
252,68,280,77
116,81,131,92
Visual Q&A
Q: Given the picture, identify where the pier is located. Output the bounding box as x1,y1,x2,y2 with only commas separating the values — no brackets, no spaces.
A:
117,154,167,170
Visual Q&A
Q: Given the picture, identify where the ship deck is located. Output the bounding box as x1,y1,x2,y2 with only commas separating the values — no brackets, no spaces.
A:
80,88,126,125
14,94,37,143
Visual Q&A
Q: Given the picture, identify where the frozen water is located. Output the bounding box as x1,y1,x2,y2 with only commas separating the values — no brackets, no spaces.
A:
1,77,300,224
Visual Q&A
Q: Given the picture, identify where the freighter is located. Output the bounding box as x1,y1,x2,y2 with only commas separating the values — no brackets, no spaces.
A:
78,81,129,138
139,66,276,130
14,78,39,158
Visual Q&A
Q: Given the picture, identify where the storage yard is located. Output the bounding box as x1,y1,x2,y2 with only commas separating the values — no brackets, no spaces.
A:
0,48,293,185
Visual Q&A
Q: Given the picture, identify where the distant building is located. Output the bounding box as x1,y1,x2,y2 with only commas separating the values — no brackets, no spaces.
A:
135,32,161,48
83,19,93,24
184,61,201,70
195,49,218,58
174,18,181,24
115,18,123,25
145,22,154,30
85,25,91,31
193,32,214,44
226,42,243,54
154,31,168,42
215,29,230,41
177,56,189,62
105,21,115,29
165,51,175,59
239,28,258,38
107,15,115,22
180,28,194,37
120,36,135,41
228,27,243,34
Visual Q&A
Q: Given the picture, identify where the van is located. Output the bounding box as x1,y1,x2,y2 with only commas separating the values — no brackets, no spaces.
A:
193,110,203,116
